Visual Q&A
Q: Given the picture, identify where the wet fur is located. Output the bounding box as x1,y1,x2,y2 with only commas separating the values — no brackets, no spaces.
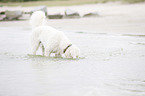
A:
30,11,80,59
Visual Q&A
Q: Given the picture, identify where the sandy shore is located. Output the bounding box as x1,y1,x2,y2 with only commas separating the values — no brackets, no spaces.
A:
1,3,145,96
0,2,145,34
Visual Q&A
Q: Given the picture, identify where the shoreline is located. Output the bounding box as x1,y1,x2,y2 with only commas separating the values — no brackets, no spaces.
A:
0,3,145,35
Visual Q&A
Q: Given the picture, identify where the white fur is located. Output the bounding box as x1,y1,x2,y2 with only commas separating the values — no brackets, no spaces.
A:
30,11,47,28
30,11,80,59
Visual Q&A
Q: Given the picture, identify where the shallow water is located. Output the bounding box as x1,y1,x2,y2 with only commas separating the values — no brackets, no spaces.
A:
0,27,145,96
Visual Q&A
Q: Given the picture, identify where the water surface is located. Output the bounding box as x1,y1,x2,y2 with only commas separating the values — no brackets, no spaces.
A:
0,27,145,96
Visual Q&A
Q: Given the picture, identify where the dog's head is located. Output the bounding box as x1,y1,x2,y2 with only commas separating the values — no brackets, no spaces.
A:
64,45,80,59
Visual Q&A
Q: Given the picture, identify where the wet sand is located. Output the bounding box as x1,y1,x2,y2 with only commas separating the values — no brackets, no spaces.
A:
1,2,145,34
0,3,145,96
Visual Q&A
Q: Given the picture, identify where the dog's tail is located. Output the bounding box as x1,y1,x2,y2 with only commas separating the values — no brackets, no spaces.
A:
30,11,47,29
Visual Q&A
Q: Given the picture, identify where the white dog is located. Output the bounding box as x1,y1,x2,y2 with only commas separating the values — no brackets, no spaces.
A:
30,11,80,59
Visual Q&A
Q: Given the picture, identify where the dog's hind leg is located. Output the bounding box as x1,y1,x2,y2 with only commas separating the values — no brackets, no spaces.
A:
41,44,45,56
44,47,51,57
55,52,61,57
31,41,41,55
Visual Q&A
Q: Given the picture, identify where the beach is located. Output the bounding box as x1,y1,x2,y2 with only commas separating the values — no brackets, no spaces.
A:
0,2,145,96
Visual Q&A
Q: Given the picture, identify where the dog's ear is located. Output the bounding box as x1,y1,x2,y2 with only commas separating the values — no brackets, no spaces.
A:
70,49,76,59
